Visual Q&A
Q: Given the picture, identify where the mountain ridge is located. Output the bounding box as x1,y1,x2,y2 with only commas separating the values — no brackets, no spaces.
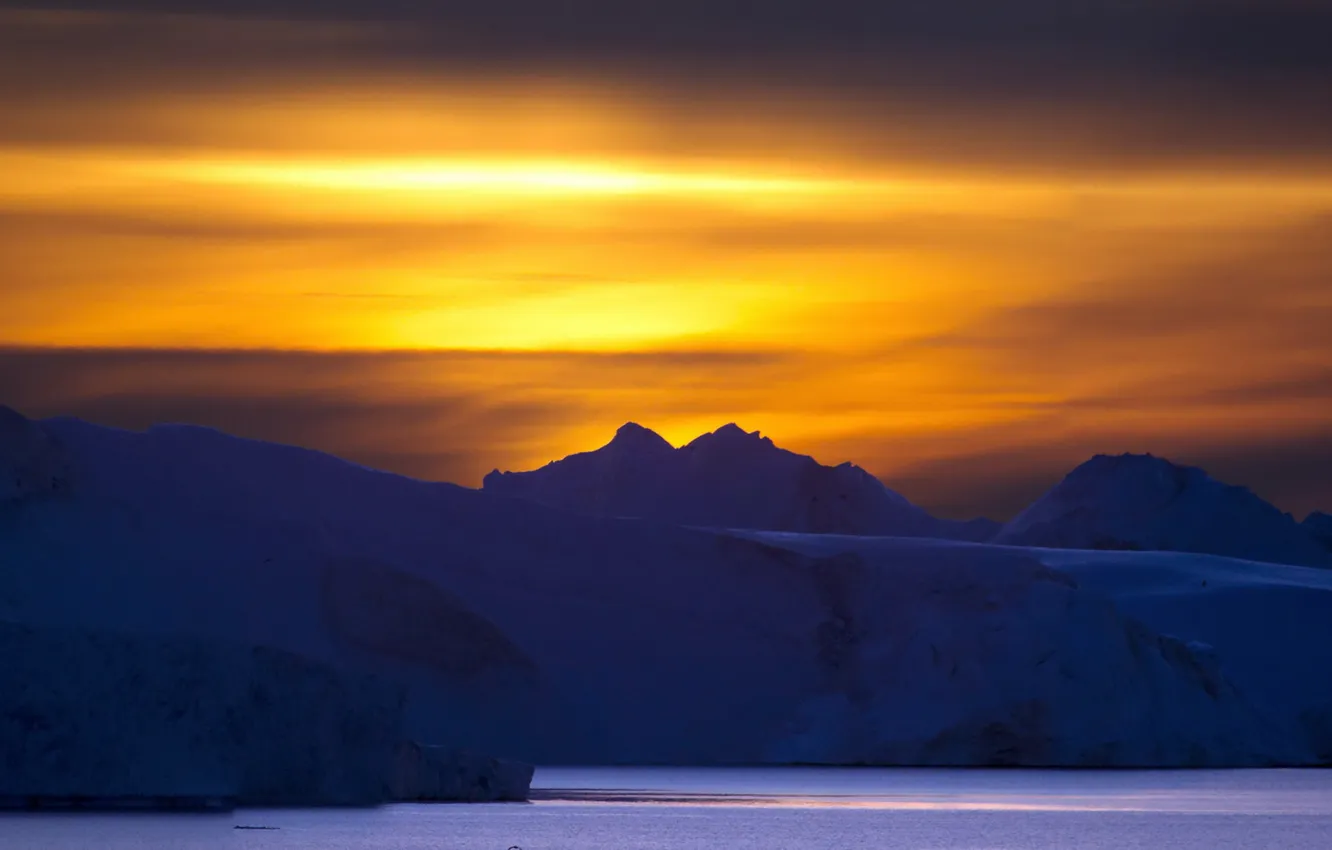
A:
484,422,998,541
994,452,1331,568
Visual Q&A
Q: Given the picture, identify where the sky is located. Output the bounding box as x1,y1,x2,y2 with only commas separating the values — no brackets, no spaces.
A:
2,1,1330,519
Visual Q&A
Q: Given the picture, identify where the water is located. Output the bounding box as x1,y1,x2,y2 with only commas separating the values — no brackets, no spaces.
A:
3,768,1331,849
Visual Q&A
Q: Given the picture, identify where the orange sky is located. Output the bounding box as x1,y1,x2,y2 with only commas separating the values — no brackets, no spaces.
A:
2,6,1330,518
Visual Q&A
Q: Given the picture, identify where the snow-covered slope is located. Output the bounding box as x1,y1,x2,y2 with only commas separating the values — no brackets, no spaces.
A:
1305,512,1332,552
992,453,1331,568
1,407,1325,766
483,422,998,541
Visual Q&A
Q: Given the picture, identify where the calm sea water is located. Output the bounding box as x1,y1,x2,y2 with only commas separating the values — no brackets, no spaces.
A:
3,767,1331,849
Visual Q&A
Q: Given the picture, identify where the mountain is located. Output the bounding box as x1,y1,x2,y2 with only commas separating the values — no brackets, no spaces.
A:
2,406,1329,767
1306,512,1332,552
992,453,1332,568
482,422,999,541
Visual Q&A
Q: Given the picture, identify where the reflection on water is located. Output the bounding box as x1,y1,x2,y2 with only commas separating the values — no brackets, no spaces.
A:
3,768,1332,850
533,766,1332,813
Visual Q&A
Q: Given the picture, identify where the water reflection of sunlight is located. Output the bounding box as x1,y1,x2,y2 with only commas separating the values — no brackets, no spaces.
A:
530,769,1332,816
534,790,1166,812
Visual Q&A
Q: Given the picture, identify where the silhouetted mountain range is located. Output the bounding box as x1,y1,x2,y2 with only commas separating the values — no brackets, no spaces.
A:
484,422,999,541
485,423,1330,568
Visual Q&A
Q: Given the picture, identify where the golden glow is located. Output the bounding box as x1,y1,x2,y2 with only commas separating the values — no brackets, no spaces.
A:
4,141,1328,353
3,78,1331,506
173,158,840,197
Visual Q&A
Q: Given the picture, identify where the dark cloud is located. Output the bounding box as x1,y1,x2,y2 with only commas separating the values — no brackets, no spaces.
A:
2,2,1331,169
9,0,1329,77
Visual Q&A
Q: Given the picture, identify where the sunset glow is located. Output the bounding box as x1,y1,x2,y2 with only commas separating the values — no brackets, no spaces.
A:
3,5,1330,518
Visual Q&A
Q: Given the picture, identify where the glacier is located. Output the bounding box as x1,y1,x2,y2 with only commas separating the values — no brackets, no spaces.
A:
2,406,1331,773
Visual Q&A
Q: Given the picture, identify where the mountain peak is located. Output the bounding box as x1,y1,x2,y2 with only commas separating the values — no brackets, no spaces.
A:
1060,453,1206,500
687,423,773,450
1080,452,1174,472
997,452,1330,566
607,422,673,452
479,420,993,540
